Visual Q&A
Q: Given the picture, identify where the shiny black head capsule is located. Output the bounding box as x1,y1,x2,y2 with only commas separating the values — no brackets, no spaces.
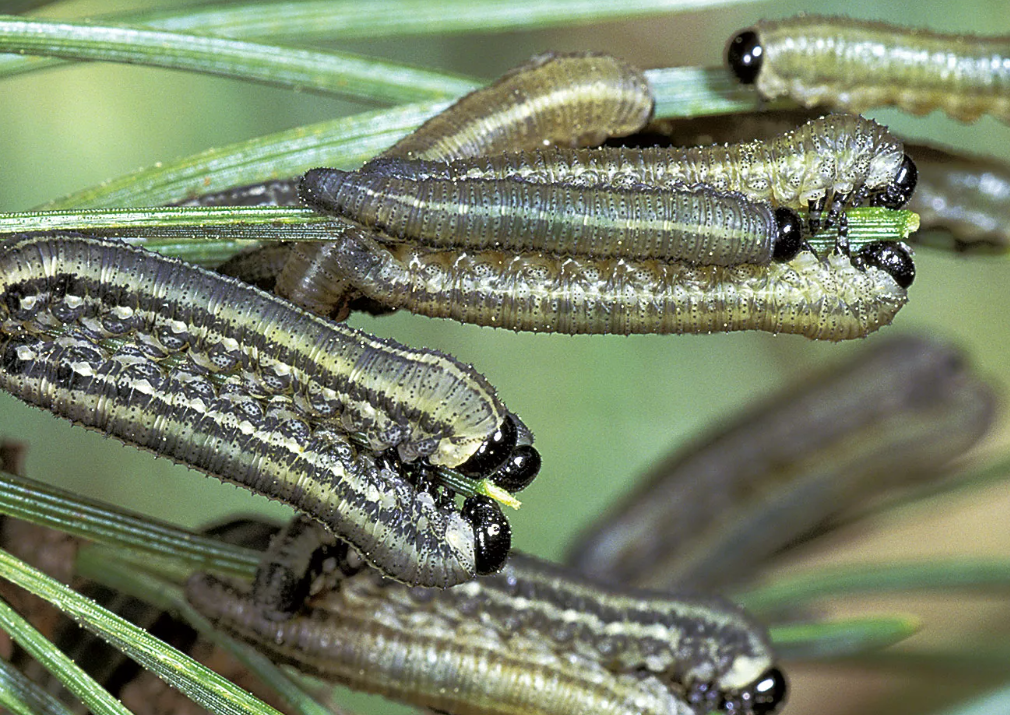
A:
726,30,763,84
461,495,511,575
853,241,915,289
724,667,788,715
488,445,541,492
771,207,806,261
457,414,518,477
874,154,918,209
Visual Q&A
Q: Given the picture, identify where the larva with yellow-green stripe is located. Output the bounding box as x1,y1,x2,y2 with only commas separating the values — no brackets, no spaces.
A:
319,227,912,340
376,114,917,234
727,16,1010,123
299,165,801,266
0,233,539,586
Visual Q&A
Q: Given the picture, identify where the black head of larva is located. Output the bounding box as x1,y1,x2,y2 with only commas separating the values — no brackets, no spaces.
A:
853,241,916,289
488,444,541,492
874,154,919,210
771,208,806,262
726,30,763,85
457,414,519,477
721,667,788,715
461,494,511,575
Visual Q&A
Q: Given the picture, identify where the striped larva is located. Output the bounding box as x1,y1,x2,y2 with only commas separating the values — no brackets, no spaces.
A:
382,51,654,162
372,114,917,232
321,227,911,340
0,233,541,586
567,335,995,592
187,535,786,715
727,16,1010,123
299,165,803,266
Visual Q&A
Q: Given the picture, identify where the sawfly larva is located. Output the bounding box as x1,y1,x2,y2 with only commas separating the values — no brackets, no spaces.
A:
567,335,995,592
187,537,786,715
299,165,803,266
727,15,1010,122
904,142,1010,253
383,51,654,162
0,233,541,586
323,228,912,340
381,114,917,232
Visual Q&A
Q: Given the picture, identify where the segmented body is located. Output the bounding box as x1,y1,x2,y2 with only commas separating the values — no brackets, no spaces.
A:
299,165,781,265
0,233,526,587
187,551,783,715
378,114,907,215
320,229,908,340
567,336,995,591
384,51,654,161
727,16,1010,122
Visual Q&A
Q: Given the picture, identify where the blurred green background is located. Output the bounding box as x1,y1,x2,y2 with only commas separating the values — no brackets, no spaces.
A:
1,1,1010,713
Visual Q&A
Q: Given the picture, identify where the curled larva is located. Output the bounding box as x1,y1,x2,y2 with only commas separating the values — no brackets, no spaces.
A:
376,114,917,226
727,15,1010,123
383,51,654,162
323,228,911,341
0,233,540,586
299,165,802,266
567,335,995,592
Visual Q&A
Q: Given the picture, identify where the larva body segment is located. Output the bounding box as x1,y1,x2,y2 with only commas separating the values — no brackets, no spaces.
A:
567,336,996,592
383,52,655,162
728,16,1010,123
326,230,908,341
187,551,785,715
386,114,909,214
299,165,780,266
0,234,535,587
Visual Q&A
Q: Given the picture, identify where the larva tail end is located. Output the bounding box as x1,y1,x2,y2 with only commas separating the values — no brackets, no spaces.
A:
726,30,763,85
298,167,347,212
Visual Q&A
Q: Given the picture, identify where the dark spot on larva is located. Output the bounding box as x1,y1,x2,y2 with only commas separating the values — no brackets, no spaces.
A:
457,413,518,477
853,241,915,289
1,340,29,375
54,362,75,389
726,30,763,85
461,494,511,575
771,208,806,261
2,284,40,321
